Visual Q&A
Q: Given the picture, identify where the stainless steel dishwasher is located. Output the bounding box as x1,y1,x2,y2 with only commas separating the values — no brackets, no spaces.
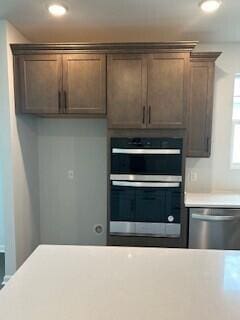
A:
189,208,240,250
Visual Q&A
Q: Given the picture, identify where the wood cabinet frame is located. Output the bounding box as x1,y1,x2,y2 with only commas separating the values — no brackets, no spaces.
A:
187,52,221,157
62,54,106,115
12,42,197,117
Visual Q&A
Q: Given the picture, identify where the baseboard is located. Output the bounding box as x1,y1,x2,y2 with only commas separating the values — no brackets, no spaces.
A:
2,275,11,286
0,245,5,253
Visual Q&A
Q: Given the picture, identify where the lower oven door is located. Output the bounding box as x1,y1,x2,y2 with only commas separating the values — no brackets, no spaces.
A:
110,186,136,234
110,181,181,237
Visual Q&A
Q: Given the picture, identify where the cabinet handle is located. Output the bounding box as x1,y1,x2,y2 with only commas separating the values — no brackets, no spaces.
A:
148,106,151,124
64,91,67,112
58,91,61,112
142,106,145,124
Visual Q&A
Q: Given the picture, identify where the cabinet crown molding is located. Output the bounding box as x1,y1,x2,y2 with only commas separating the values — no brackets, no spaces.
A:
11,41,198,55
190,52,222,62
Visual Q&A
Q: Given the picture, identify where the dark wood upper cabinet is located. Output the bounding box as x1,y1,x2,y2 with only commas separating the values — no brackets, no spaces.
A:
107,54,147,128
62,54,106,114
187,52,221,157
11,42,200,123
107,52,189,129
13,51,107,115
147,53,189,128
16,55,62,114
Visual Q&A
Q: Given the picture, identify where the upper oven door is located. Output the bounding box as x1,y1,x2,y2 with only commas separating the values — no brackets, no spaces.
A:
111,148,182,175
111,138,182,176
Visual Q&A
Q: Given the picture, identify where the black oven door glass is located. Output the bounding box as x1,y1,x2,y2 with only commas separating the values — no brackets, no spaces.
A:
165,190,181,223
111,187,135,222
111,153,182,175
135,189,165,222
111,185,181,224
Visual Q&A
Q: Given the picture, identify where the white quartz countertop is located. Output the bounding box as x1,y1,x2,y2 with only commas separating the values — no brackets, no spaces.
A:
185,192,240,208
0,245,240,320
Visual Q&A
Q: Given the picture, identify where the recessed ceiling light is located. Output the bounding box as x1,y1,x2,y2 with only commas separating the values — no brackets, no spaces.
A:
199,0,222,13
48,4,67,17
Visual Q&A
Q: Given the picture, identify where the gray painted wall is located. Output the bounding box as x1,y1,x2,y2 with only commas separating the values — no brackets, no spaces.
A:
0,181,4,251
0,21,16,269
7,23,40,269
0,20,40,277
0,21,6,251
38,119,107,245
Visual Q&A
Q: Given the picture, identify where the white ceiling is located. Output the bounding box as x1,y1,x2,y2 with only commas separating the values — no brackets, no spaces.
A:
0,0,239,42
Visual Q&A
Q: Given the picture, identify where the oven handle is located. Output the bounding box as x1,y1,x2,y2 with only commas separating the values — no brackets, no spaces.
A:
112,181,180,188
110,174,182,182
112,148,181,155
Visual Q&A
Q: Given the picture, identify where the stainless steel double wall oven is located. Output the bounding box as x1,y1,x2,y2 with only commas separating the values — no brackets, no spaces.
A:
109,137,183,239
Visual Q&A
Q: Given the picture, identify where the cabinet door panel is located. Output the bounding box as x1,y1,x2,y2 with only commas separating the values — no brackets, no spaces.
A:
18,55,62,114
63,54,106,114
107,54,147,128
147,53,189,128
187,61,214,157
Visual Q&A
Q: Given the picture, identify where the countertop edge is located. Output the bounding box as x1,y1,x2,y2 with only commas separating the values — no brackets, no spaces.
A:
185,192,240,208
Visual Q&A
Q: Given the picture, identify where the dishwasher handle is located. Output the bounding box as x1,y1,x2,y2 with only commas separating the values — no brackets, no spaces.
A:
191,213,237,222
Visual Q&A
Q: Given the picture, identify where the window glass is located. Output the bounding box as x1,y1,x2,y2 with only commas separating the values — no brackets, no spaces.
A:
232,75,240,167
233,100,240,121
233,75,240,120
234,76,240,97
232,124,240,164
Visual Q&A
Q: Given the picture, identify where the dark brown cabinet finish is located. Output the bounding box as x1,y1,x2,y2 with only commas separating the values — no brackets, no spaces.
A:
147,53,189,128
107,53,189,129
17,55,62,114
187,52,221,157
107,54,147,128
62,54,106,114
11,42,198,122
14,52,107,115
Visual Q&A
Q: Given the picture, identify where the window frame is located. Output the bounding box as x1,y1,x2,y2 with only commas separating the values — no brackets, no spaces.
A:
231,74,240,170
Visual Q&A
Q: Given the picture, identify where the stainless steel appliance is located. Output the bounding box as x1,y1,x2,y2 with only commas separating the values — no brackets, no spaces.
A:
189,208,240,250
109,137,183,238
